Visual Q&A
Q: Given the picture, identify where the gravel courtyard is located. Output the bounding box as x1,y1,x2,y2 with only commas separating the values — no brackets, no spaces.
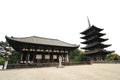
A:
0,64,120,80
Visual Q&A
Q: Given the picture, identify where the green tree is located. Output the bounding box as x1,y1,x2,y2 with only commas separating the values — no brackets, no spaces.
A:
0,41,11,61
70,49,82,62
0,41,9,47
8,51,19,64
0,57,5,64
0,41,19,64
70,49,90,62
106,53,120,61
79,54,90,61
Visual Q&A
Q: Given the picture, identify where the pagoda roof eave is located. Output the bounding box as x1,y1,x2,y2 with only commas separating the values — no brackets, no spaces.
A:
80,25,103,35
84,50,114,55
81,32,106,39
81,37,109,44
81,43,111,49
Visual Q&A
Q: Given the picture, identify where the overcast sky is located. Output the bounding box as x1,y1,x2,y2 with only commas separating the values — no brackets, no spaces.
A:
0,0,120,54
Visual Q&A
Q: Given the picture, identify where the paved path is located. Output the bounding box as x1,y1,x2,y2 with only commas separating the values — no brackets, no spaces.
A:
0,64,120,80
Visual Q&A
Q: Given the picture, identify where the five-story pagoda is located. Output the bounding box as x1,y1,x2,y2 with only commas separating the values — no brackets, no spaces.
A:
80,18,114,61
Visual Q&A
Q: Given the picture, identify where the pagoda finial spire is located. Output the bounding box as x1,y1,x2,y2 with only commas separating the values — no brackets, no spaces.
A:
87,16,91,27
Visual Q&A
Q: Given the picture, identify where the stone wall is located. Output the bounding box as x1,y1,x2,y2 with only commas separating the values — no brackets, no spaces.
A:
7,61,90,69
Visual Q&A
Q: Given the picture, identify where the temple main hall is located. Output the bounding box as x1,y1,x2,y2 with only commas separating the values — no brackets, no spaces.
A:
6,36,79,64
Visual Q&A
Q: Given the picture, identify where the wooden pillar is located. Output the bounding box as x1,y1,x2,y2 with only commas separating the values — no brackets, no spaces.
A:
25,53,28,64
41,52,45,63
50,52,53,62
33,53,36,63
57,54,59,62
27,54,30,63
48,50,50,63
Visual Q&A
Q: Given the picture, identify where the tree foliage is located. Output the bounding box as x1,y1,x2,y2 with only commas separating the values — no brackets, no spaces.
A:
9,51,19,64
106,53,120,61
0,41,19,64
70,49,90,62
0,41,9,47
0,57,6,64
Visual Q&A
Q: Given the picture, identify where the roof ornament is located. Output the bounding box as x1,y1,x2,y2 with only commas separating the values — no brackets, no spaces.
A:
87,16,91,27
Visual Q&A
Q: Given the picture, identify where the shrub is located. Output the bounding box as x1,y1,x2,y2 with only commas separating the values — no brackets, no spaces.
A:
0,57,5,64
8,51,19,64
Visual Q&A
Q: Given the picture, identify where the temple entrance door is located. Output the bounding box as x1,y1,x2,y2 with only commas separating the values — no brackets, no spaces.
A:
44,54,50,63
53,55,58,62
36,54,42,63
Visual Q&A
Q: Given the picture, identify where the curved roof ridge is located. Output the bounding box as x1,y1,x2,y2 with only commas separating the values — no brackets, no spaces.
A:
31,36,58,40
5,36,79,48
9,36,58,40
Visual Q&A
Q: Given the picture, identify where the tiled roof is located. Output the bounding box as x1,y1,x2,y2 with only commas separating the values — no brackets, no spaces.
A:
80,25,103,35
6,36,79,48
